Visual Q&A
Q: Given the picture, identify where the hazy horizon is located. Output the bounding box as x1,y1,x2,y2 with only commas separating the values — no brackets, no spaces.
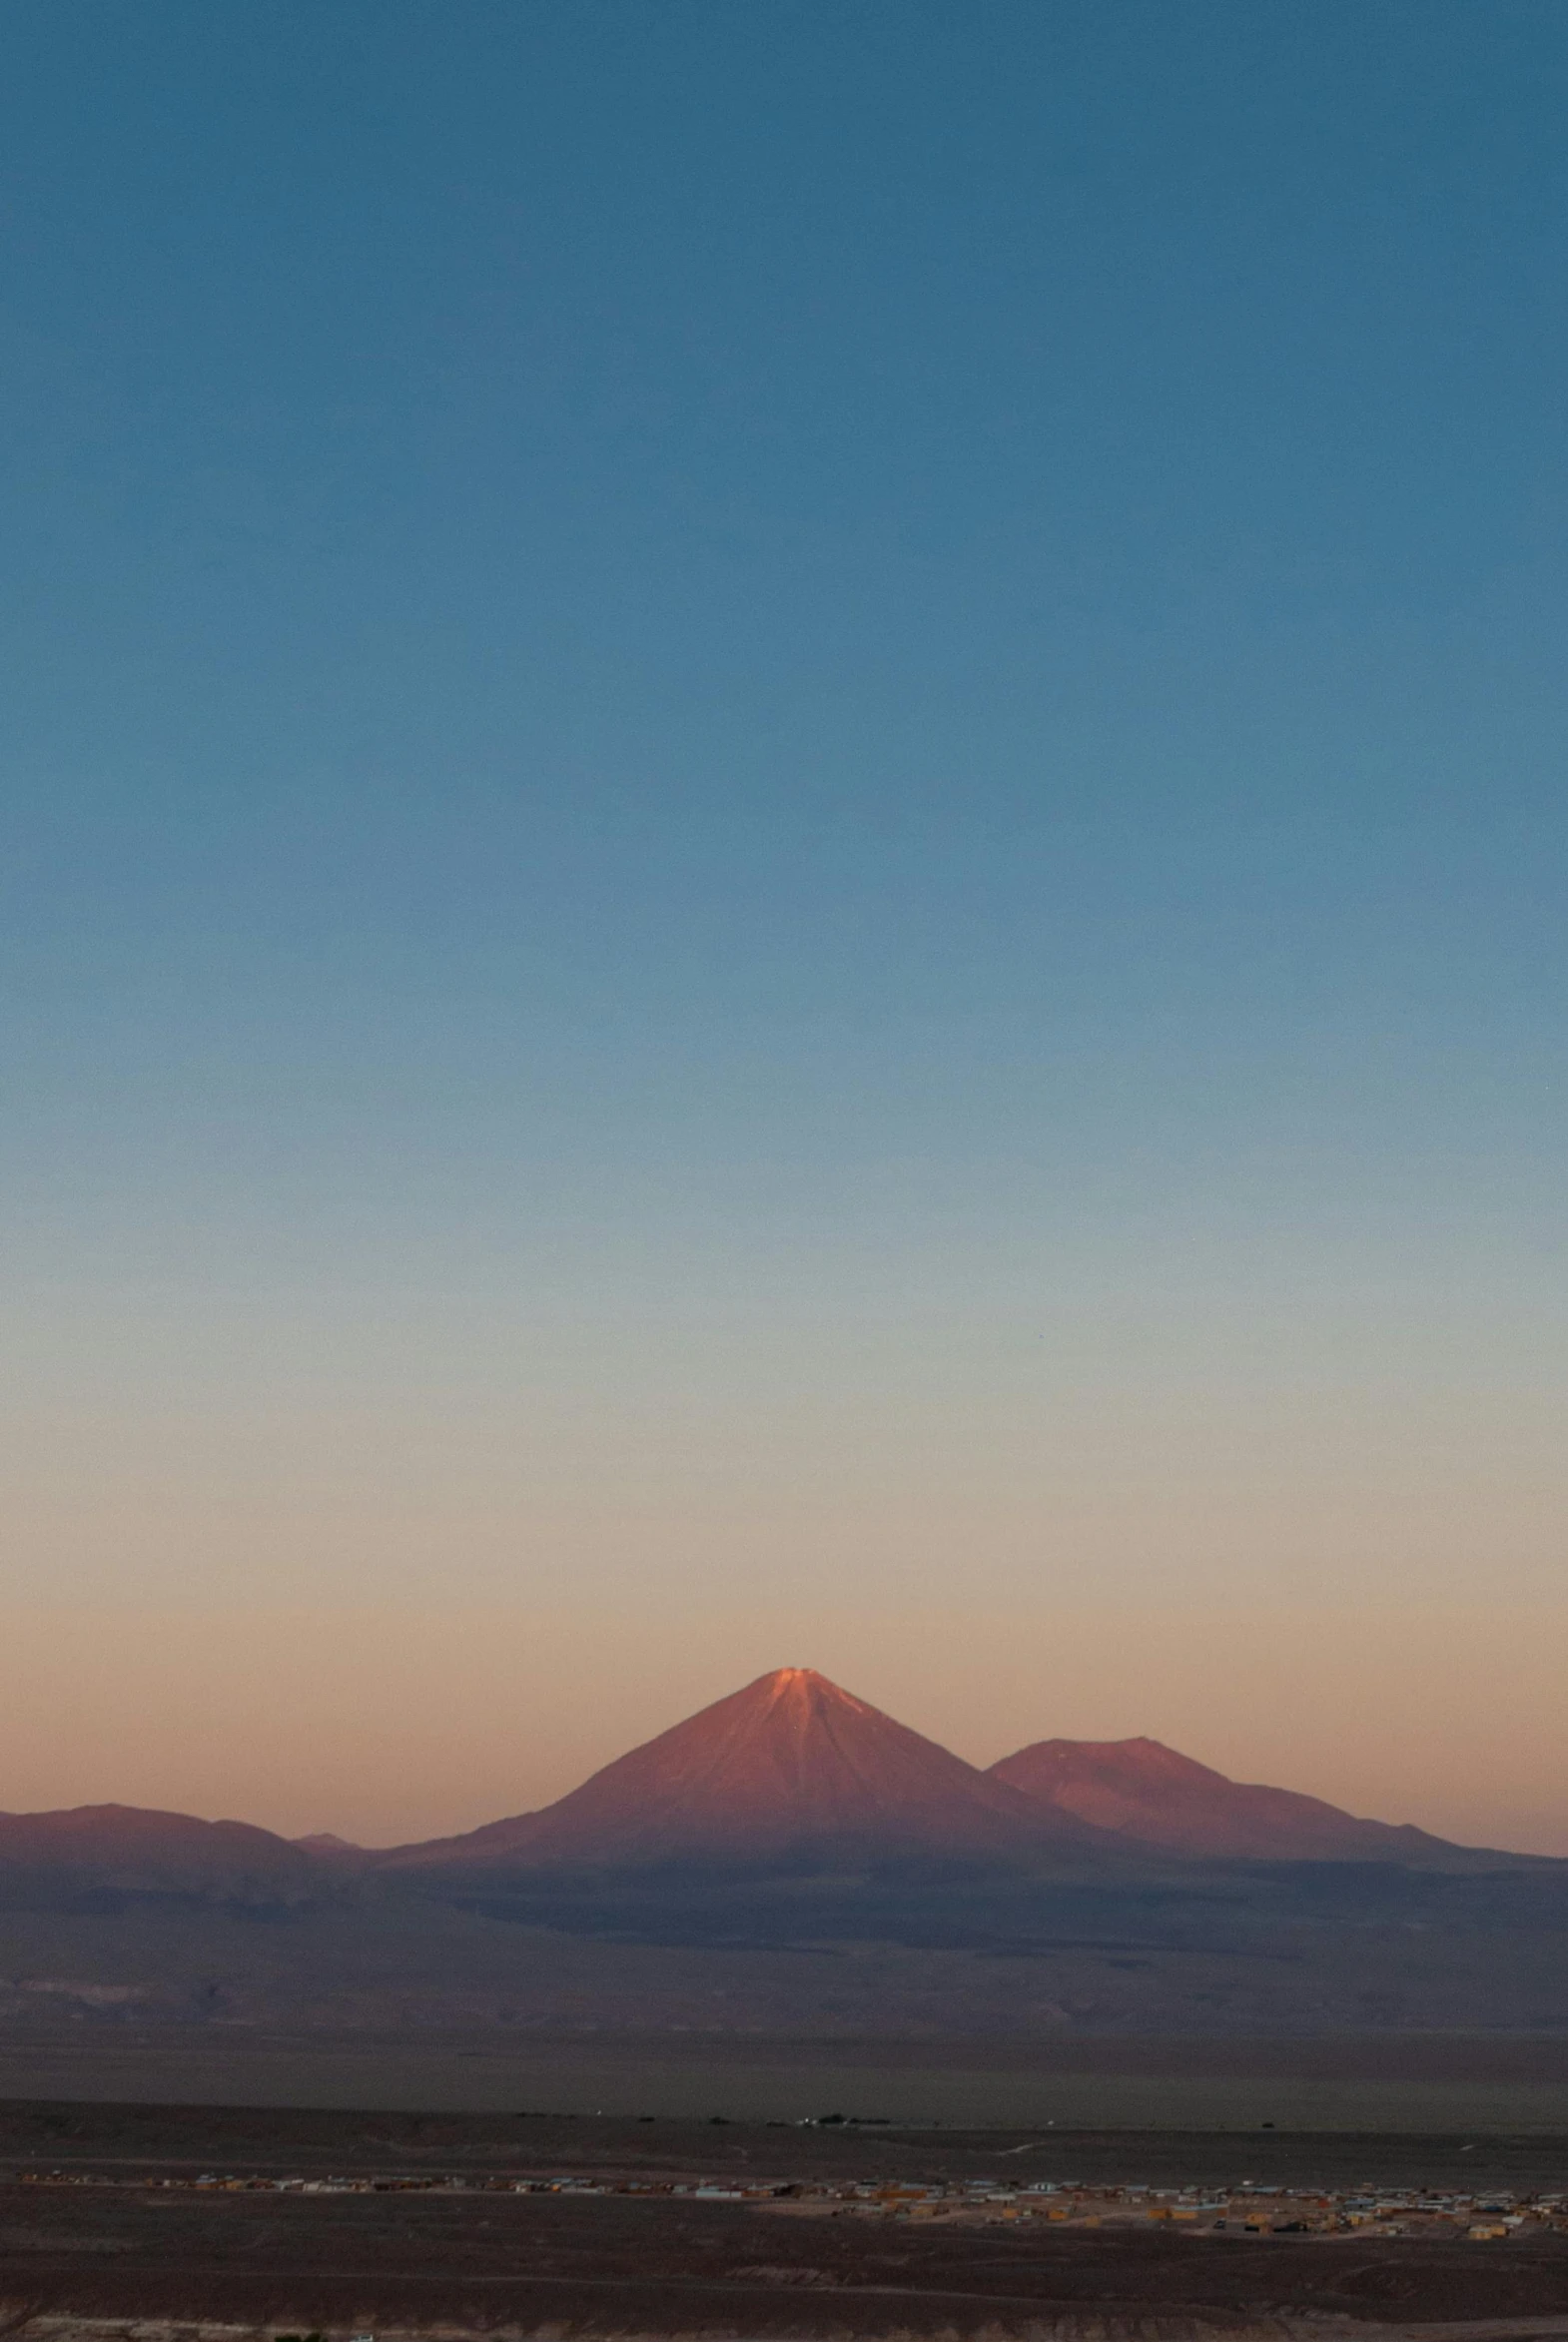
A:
3,2,1565,1860
2,1631,1563,1859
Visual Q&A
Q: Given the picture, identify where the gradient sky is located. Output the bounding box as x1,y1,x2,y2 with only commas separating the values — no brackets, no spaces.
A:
3,0,1566,1851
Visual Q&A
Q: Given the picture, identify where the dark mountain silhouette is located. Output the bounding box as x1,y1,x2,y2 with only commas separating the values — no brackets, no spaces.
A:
0,1683,1562,2040
989,1736,1478,1863
380,1668,1110,1872
0,1805,317,1907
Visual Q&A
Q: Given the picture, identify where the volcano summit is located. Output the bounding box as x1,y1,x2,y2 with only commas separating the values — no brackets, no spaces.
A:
383,1668,1105,1871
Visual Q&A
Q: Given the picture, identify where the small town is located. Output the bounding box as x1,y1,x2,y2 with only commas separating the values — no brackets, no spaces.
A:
17,2165,1566,2241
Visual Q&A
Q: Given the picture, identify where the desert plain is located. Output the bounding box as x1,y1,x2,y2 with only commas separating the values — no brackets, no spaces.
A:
3,2089,1568,2342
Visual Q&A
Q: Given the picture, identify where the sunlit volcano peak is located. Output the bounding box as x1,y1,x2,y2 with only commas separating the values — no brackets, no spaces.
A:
388,1667,1105,1869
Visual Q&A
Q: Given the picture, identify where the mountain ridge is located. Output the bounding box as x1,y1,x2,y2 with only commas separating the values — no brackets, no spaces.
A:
1,1675,1546,1879
1,1676,1561,2036
0,1803,319,1906
987,1735,1491,1865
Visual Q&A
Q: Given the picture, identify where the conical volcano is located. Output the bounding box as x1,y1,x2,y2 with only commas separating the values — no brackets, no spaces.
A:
388,1668,1105,1870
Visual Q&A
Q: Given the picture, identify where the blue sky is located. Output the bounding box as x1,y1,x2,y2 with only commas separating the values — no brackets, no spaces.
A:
2,1,1565,1842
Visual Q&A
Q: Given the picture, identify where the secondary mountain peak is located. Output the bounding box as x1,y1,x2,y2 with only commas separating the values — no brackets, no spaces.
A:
989,1736,1468,1863
388,1668,1102,1871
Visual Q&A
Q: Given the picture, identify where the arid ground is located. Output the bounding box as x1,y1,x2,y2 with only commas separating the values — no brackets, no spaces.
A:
4,2031,1568,2131
2,2100,1568,2339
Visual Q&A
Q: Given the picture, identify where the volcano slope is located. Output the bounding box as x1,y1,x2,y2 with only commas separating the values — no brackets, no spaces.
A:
378,1667,1113,1871
361,1664,1139,1957
988,1735,1494,1864
310,1670,1568,2035
2,1670,1567,2039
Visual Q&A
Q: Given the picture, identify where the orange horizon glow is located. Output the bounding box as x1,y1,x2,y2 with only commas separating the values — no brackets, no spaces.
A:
1,1599,1562,1857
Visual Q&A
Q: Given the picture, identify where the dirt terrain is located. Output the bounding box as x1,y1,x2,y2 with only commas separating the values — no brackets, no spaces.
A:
1,2104,1567,2336
5,2029,1568,2133
4,2098,1568,2190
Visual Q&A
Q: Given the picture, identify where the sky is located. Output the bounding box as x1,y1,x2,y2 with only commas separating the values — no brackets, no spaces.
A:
2,0,1565,1852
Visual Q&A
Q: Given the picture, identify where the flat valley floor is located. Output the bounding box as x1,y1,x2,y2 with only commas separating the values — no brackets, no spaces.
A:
2,2097,1568,2340
4,2033,1568,2132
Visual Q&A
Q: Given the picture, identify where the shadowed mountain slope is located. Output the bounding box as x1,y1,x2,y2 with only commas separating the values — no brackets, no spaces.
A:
0,1805,318,1907
382,1668,1110,1872
989,1736,1480,1864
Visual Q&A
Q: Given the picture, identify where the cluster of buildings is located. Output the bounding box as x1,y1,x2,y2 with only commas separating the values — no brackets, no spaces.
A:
770,2177,1568,2239
16,2167,1566,2240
